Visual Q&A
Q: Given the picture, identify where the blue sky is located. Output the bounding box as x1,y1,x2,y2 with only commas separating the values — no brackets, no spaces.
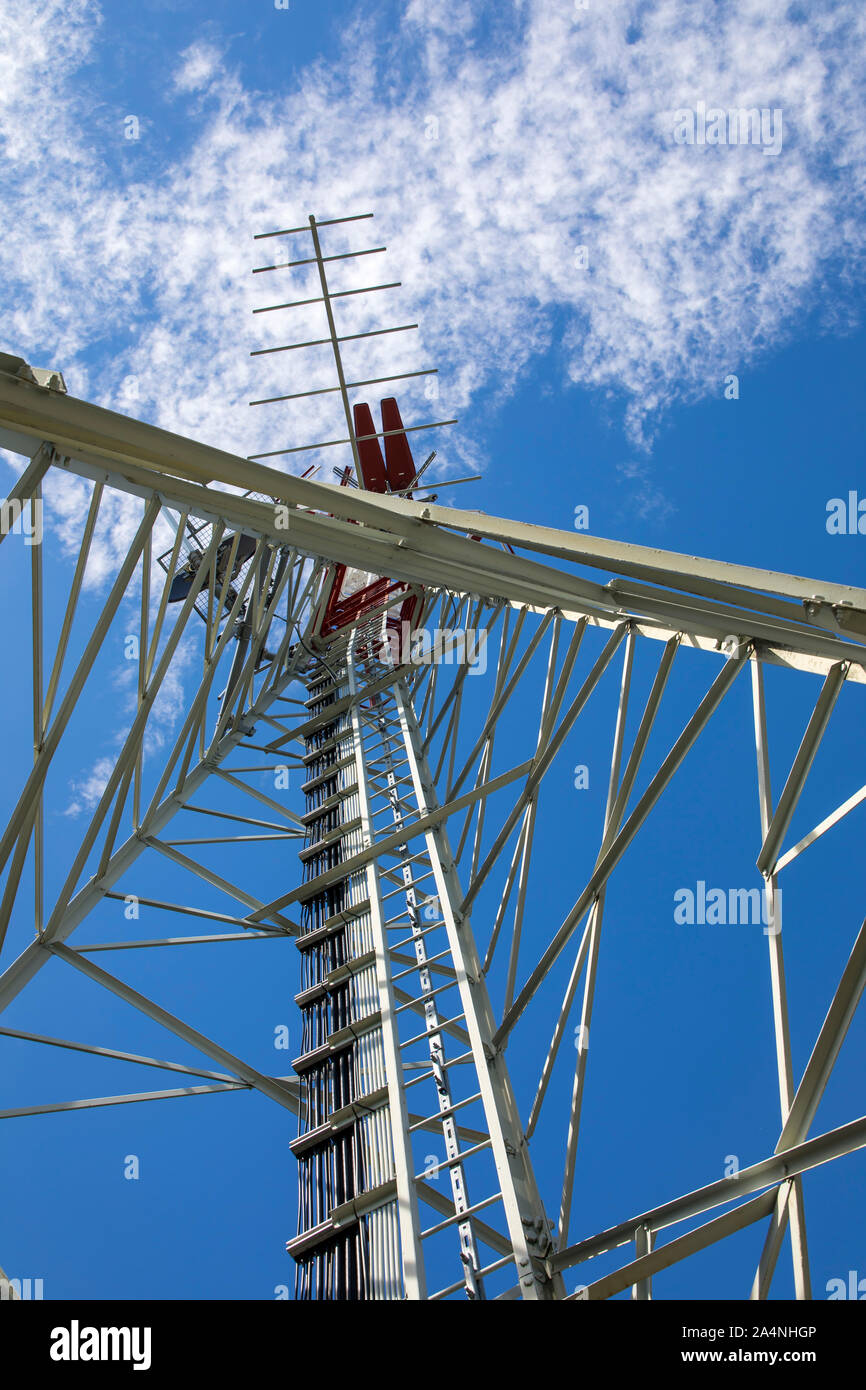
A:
0,0,865,1301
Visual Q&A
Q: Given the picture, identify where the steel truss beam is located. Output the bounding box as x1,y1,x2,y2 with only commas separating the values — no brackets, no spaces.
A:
552,1113,866,1279
0,367,863,677
0,354,863,1301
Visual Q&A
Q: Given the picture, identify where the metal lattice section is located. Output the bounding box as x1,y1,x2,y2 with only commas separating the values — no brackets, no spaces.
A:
1,268,865,1300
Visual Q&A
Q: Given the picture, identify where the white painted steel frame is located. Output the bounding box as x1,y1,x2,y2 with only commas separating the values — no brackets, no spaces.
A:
0,356,863,1298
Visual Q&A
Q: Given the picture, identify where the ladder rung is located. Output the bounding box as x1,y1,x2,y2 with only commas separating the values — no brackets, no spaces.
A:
360,721,403,744
388,921,443,950
400,1013,466,1049
372,792,416,817
372,803,417,827
365,748,409,768
420,1191,503,1240
429,1252,516,1301
412,1137,491,1180
403,1050,474,1089
391,947,452,981
408,1091,483,1132
395,979,458,1013
380,863,433,901
366,769,411,788
364,746,409,766
366,770,414,789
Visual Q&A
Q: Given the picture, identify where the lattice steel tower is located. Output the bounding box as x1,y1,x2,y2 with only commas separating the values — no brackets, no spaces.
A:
0,215,864,1300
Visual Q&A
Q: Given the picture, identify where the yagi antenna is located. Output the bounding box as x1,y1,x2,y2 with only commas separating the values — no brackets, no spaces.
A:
248,212,458,472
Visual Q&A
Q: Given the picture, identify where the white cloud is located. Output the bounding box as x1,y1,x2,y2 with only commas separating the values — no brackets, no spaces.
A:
615,458,675,524
1,0,865,513
137,630,198,757
173,41,224,94
64,754,114,817
61,610,204,815
0,0,100,165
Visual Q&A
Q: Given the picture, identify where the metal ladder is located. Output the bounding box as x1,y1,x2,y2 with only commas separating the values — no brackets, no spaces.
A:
340,627,562,1299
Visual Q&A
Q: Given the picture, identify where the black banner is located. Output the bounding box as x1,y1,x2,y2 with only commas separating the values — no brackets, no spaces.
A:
1,1297,861,1376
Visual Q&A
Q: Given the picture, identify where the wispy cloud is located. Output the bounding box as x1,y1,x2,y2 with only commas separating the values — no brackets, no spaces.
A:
616,458,676,524
2,0,866,499
64,755,114,818
61,617,202,815
173,41,224,95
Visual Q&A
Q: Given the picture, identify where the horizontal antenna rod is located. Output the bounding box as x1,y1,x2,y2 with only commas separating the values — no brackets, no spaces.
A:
250,325,418,357
253,213,374,240
253,283,400,314
249,419,458,460
253,247,386,275
417,474,481,489
249,368,438,407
